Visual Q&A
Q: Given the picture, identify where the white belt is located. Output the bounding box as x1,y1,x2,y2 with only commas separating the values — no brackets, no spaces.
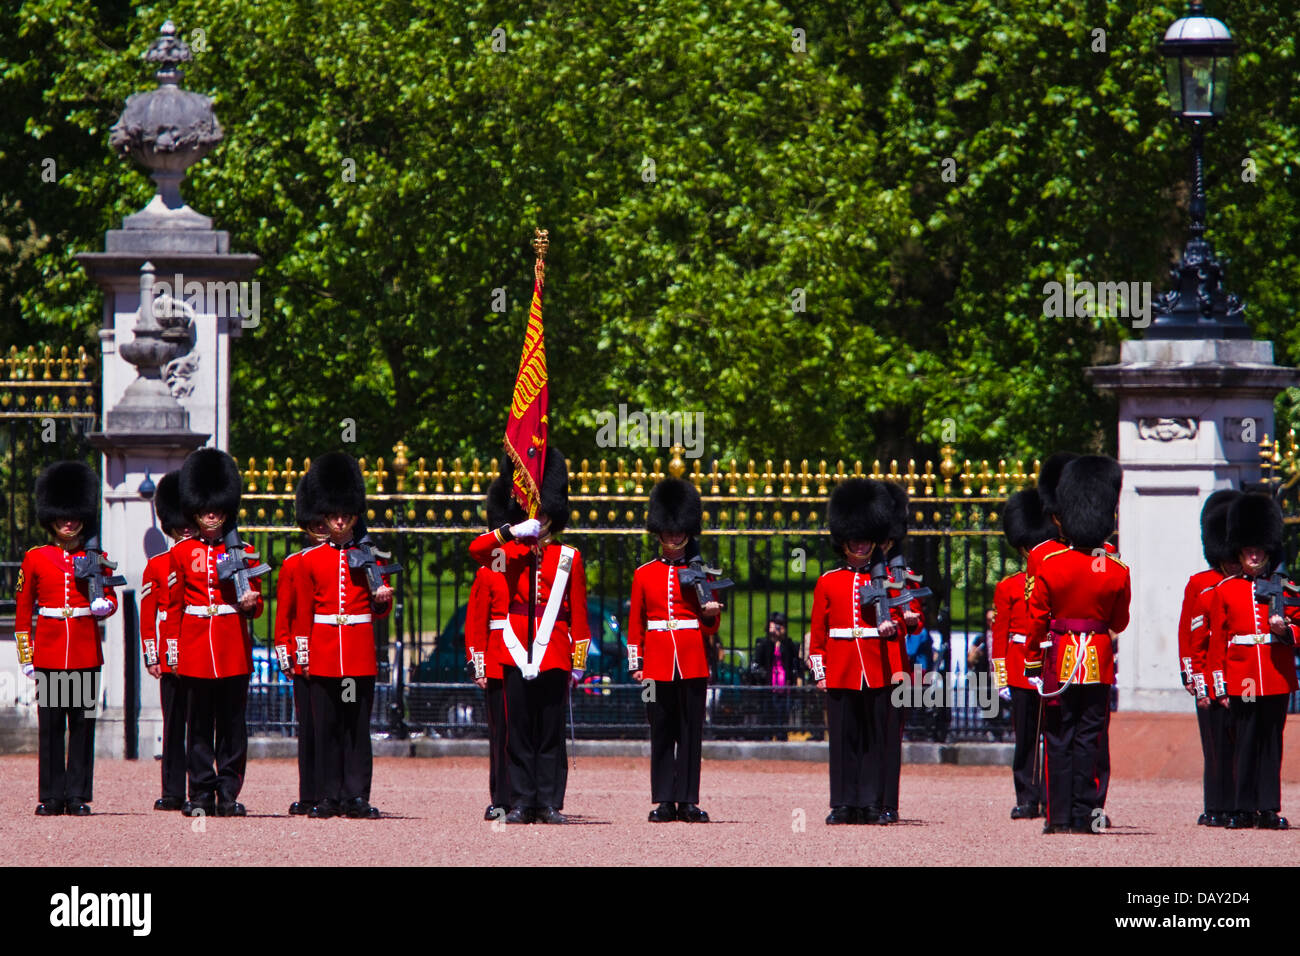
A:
38,607,92,619
185,604,238,617
1230,633,1274,646
646,619,700,631
828,626,880,639
313,613,373,625
1010,634,1028,644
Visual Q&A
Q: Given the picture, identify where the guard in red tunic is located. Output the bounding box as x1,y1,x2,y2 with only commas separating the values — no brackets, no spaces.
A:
1024,455,1130,835
993,488,1054,820
1177,489,1239,827
878,481,926,825
272,476,329,816
628,478,723,823
162,448,263,817
1206,493,1297,830
291,452,392,819
141,470,191,812
14,461,118,816
467,487,511,821
468,450,589,825
809,478,905,825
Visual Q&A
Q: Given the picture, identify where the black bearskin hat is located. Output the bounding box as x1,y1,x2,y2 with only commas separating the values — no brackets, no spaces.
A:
827,478,894,552
1200,489,1241,569
1036,451,1078,519
179,447,242,535
1226,492,1284,572
1055,455,1121,552
490,448,571,535
302,452,366,520
1003,488,1054,551
154,470,188,537
35,461,98,537
646,478,703,538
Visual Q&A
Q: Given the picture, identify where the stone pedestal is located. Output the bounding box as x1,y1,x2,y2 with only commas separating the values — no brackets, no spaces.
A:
1087,339,1299,712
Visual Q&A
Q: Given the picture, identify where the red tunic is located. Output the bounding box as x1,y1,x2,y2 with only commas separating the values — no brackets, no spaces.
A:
290,540,390,679
808,565,907,690
465,566,509,681
140,550,178,673
273,549,308,675
1205,575,1300,698
162,536,262,679
991,571,1034,690
467,531,590,674
1025,547,1130,685
13,544,118,670
1025,539,1115,585
627,558,721,682
1177,568,1223,695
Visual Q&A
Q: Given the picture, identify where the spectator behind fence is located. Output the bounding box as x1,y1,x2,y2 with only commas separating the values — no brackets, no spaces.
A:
752,612,803,738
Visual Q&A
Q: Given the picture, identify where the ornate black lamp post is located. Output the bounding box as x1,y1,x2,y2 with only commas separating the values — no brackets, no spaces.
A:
1149,1,1246,339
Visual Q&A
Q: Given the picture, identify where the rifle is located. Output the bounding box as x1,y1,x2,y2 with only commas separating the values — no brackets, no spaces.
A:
886,552,933,607
73,536,127,604
347,534,403,598
1253,566,1300,644
678,556,735,609
216,528,271,602
858,557,895,624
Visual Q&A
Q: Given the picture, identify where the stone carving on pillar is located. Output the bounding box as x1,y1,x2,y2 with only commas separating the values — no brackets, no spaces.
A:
108,20,223,232
1136,417,1198,441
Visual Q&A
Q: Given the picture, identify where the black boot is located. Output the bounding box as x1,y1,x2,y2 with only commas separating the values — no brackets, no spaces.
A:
677,804,709,823
825,806,855,825
648,802,677,822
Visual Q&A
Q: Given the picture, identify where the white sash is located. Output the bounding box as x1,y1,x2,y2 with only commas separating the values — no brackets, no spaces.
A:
512,545,575,680
491,618,532,674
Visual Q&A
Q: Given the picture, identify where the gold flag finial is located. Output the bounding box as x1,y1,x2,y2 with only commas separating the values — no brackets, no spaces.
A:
532,228,548,285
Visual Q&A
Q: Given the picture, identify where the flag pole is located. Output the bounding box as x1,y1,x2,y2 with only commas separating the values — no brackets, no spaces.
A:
526,230,548,659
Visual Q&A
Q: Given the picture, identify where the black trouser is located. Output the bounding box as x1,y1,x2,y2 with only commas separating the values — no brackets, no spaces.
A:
1094,706,1111,808
826,685,889,809
292,674,316,805
484,677,509,807
1044,683,1109,827
1230,694,1287,813
36,668,98,805
502,666,568,809
1197,698,1233,815
1010,686,1043,808
880,684,903,812
310,675,375,805
647,676,707,804
158,673,188,800
185,675,250,803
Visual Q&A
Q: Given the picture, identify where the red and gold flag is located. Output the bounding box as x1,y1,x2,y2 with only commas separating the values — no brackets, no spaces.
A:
503,230,550,517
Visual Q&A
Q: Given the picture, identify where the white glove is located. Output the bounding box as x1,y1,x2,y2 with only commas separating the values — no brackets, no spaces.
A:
22,663,34,679
998,686,1012,702
90,598,113,617
509,518,543,542
570,668,585,686
522,662,541,680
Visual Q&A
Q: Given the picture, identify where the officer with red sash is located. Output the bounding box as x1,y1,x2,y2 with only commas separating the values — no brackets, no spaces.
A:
468,450,589,825
809,478,906,825
1206,493,1297,830
14,461,117,816
629,478,722,823
141,470,191,811
1177,489,1239,827
273,476,329,816
1025,455,1130,835
993,488,1053,820
291,452,392,819
467,486,511,820
163,448,262,817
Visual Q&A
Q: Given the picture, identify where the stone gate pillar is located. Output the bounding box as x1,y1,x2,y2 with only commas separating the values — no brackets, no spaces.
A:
77,21,258,757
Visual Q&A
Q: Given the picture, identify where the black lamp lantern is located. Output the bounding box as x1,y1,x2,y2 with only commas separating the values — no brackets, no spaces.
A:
1158,1,1235,121
1148,1,1246,339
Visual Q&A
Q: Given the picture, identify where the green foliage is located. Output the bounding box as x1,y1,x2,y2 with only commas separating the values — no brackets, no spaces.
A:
3,0,1298,462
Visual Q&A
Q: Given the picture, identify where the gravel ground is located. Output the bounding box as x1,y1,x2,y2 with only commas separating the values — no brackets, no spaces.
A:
1,755,1296,867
